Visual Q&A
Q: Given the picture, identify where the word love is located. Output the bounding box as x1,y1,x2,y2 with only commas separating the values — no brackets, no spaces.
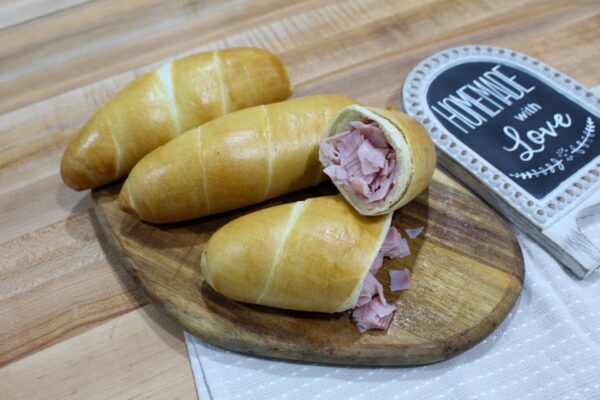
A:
502,113,572,161
432,65,536,134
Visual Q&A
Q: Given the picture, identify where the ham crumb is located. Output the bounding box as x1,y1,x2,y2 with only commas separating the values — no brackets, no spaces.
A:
351,226,409,333
389,269,411,291
404,226,424,239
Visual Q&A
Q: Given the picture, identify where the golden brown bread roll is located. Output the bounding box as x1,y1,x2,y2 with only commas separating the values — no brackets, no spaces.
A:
61,48,292,190
201,195,392,313
319,105,436,215
118,94,357,223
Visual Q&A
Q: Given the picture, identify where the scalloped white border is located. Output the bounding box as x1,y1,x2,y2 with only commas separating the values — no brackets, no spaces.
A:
402,45,600,228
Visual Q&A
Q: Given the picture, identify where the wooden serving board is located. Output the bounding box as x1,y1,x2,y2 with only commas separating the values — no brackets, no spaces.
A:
92,169,524,366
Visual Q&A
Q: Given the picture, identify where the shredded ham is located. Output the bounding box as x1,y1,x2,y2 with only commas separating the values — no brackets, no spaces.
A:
351,226,412,333
323,165,347,181
404,226,424,239
321,119,397,207
389,269,411,291
356,273,385,307
352,297,396,333
380,226,410,258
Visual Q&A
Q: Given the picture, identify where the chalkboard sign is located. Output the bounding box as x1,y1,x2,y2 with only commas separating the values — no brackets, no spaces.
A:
402,45,600,278
426,62,599,199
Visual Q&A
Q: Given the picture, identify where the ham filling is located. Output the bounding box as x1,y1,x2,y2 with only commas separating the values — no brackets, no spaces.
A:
351,226,411,333
321,119,397,208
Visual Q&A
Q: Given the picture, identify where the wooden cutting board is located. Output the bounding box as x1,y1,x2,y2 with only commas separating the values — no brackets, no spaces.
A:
92,168,524,366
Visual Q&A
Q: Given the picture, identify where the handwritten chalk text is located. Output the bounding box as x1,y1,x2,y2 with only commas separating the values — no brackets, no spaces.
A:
502,113,572,161
431,65,535,134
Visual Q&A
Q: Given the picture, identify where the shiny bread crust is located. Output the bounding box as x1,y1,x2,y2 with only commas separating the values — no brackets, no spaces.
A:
61,48,292,190
119,94,357,223
201,195,392,313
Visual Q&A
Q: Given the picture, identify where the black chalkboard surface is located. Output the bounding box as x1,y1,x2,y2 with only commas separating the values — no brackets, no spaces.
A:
402,45,600,278
426,62,599,199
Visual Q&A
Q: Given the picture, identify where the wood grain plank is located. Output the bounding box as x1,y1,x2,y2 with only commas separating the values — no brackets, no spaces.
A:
0,305,196,400
0,0,90,30
0,212,147,367
295,1,600,105
288,0,599,92
3,0,595,144
0,133,89,245
1,0,561,114
0,0,243,81
0,0,313,114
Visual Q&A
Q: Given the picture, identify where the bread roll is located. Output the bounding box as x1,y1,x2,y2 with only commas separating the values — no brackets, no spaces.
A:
201,195,392,313
319,105,435,215
61,48,292,190
119,94,357,223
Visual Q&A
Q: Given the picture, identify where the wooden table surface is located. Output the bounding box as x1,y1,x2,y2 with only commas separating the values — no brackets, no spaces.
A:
0,0,598,398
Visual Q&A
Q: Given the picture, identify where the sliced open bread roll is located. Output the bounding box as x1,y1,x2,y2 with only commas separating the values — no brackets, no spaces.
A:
319,105,436,215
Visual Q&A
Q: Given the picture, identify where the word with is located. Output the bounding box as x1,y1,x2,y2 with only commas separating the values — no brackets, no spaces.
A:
514,103,542,121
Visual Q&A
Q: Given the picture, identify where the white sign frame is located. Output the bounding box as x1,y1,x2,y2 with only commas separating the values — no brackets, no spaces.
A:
402,45,600,278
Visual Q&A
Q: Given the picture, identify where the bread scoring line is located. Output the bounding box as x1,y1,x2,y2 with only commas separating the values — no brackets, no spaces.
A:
213,51,230,116
256,201,304,304
157,62,181,134
262,105,274,200
196,127,211,214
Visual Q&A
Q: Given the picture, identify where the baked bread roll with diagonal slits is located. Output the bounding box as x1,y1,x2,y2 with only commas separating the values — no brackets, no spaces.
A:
319,105,436,215
200,195,392,313
118,94,357,223
61,48,292,190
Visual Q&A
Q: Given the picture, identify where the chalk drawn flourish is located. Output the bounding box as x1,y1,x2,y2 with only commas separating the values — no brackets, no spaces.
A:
509,117,596,180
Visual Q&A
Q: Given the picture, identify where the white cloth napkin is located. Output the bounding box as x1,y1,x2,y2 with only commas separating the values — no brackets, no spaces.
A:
185,232,600,400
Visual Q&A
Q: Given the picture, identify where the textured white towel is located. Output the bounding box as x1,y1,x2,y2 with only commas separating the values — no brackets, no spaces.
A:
185,231,600,400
